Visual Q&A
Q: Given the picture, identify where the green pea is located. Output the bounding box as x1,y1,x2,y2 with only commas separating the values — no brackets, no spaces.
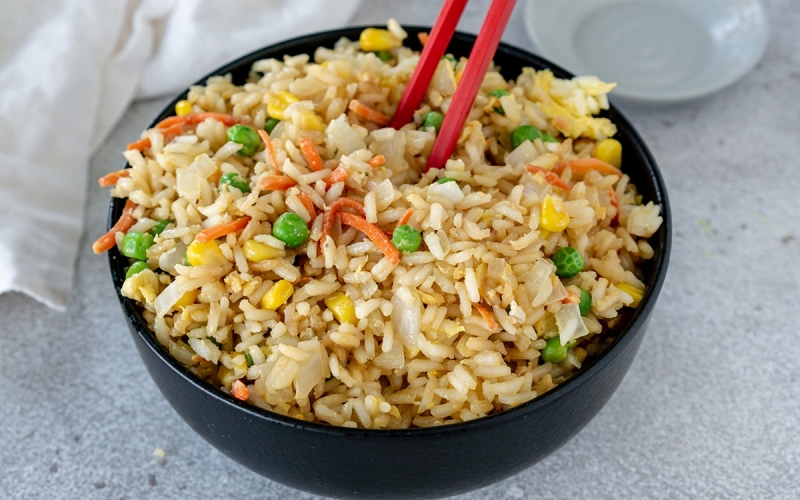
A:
372,50,393,62
226,124,261,156
442,54,458,66
488,89,510,115
218,172,251,193
150,219,171,237
541,133,558,143
437,177,457,184
422,111,444,133
120,232,154,261
578,287,592,315
510,125,543,150
264,117,281,134
552,247,584,277
272,212,309,248
125,261,150,279
392,224,422,253
245,352,254,367
540,336,577,364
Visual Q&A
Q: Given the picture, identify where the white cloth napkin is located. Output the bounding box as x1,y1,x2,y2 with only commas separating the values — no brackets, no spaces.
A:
0,0,360,310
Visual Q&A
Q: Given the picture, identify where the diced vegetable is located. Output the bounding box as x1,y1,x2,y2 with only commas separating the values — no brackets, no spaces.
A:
299,137,324,172
540,336,576,364
474,303,498,331
437,177,457,184
226,124,261,156
120,232,154,261
230,380,250,401
359,28,401,52
442,54,457,66
242,240,283,262
261,280,294,310
185,240,228,267
195,216,251,243
175,100,193,116
264,117,281,133
392,224,422,253
244,352,254,367
616,282,644,303
578,287,592,315
593,138,622,168
267,91,298,121
422,111,444,133
527,165,571,191
125,261,150,279
272,212,309,248
256,129,280,173
372,50,393,62
175,289,199,308
552,247,584,277
97,169,130,187
338,212,400,265
218,172,251,193
541,132,558,143
150,219,171,236
510,125,542,150
324,292,357,324
348,99,391,126
539,194,570,232
397,208,414,227
92,199,137,254
488,89,510,114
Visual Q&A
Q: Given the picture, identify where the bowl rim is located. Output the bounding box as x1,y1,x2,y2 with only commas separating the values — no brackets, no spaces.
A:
108,24,672,437
522,0,770,103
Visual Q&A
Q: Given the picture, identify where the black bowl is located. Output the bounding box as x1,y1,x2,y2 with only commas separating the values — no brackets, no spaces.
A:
107,26,671,499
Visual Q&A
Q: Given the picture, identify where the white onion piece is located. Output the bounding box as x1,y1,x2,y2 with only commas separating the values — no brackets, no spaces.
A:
391,292,421,348
293,339,329,401
159,241,187,275
154,279,187,317
427,181,464,204
555,303,589,345
374,332,404,370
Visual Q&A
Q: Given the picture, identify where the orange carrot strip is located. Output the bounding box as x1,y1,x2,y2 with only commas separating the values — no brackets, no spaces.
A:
323,165,350,186
257,129,280,173
231,380,250,401
208,170,222,185
347,99,391,126
299,137,324,172
98,169,130,187
320,198,367,250
195,216,251,243
607,186,620,226
156,112,239,130
92,199,137,254
366,155,386,168
553,157,622,177
418,32,429,46
258,175,297,191
298,192,317,221
126,137,151,151
161,122,185,144
397,208,414,227
474,303,498,331
338,212,400,265
527,164,572,191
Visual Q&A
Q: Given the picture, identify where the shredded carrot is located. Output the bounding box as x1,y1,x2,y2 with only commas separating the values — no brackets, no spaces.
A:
607,186,619,226
553,157,623,177
338,212,400,265
258,175,297,191
366,155,386,168
562,289,581,305
474,303,499,331
298,192,317,221
126,137,151,151
208,170,222,185
257,129,280,173
156,112,239,130
397,208,414,227
298,137,324,172
231,380,250,401
321,198,366,247
418,32,429,46
347,99,391,126
92,199,137,254
195,216,251,243
98,169,130,187
323,165,350,186
527,165,572,191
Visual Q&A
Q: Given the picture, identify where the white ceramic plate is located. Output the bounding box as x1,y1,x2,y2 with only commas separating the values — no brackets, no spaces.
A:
524,0,769,103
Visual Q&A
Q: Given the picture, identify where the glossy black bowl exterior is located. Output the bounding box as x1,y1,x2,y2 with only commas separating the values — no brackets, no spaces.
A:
107,26,672,499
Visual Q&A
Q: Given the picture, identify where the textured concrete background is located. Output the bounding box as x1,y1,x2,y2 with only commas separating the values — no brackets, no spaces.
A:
2,1,798,498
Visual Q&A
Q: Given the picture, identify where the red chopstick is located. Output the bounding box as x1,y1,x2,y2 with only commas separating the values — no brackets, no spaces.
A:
425,0,517,172
390,0,469,130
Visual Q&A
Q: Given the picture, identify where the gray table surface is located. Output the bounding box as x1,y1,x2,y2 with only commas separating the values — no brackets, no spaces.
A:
2,1,798,498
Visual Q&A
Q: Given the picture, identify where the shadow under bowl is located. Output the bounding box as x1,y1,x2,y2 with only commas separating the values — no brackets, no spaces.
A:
107,26,672,500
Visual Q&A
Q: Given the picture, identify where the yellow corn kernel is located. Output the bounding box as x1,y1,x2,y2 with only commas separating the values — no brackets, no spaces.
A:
186,240,228,267
175,289,199,308
242,240,283,262
261,280,294,310
298,111,325,131
593,138,622,168
574,347,588,363
324,292,356,324
175,99,193,116
266,91,299,121
540,195,570,232
321,60,329,68
616,282,644,303
359,28,401,52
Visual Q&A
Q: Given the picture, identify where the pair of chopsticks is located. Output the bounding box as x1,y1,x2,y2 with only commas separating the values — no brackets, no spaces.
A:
390,0,517,171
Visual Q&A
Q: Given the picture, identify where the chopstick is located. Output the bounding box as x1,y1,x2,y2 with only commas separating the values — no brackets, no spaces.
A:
389,0,469,130
425,0,517,171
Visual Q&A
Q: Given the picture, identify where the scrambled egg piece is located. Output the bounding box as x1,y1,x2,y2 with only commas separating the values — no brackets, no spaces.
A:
121,268,159,303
